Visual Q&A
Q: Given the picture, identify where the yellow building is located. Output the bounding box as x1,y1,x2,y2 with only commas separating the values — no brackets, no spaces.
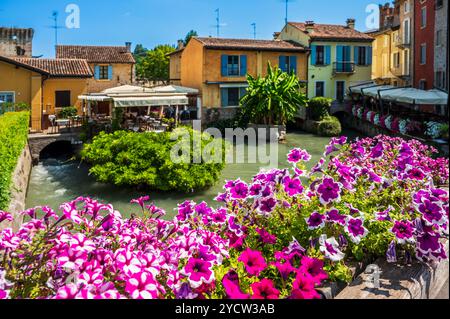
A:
277,20,374,102
0,55,92,131
169,37,308,122
369,2,411,86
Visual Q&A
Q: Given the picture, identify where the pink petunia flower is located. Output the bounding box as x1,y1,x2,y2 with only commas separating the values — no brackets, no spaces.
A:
125,272,159,299
238,248,267,277
251,279,279,299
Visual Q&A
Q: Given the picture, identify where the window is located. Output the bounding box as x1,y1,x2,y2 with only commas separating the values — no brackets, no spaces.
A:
221,87,247,107
55,91,71,108
221,55,247,77
279,56,297,73
316,46,325,65
435,71,446,89
227,55,240,76
436,30,443,46
393,52,400,68
336,81,345,102
315,82,325,97
0,92,14,104
99,65,109,80
357,47,367,65
419,80,427,90
403,50,410,75
404,0,410,13
420,44,427,65
421,7,427,28
403,19,410,44
436,0,443,9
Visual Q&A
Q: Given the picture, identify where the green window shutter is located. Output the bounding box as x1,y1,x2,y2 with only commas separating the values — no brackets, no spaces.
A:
221,88,228,107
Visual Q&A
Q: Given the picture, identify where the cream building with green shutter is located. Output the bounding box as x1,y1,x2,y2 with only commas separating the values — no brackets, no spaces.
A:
277,20,374,103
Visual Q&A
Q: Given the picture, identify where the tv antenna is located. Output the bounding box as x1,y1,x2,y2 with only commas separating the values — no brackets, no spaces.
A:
251,23,256,39
46,11,65,47
212,8,227,37
279,0,297,25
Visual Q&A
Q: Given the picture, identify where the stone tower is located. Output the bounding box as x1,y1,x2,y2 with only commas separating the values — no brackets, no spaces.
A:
0,27,34,57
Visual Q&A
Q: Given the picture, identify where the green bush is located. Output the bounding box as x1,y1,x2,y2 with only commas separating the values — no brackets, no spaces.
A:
81,127,228,192
0,102,30,115
58,106,78,119
0,112,30,210
317,116,342,137
309,97,333,121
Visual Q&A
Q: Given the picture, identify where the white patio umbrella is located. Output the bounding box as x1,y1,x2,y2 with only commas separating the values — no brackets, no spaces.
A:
381,88,448,105
361,85,396,98
347,82,376,94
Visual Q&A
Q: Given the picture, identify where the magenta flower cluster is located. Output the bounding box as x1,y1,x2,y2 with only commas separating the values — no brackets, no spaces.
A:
0,135,448,299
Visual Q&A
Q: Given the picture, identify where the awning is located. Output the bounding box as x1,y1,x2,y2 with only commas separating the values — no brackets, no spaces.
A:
348,82,376,94
361,85,396,97
381,88,448,105
113,96,188,108
78,95,112,102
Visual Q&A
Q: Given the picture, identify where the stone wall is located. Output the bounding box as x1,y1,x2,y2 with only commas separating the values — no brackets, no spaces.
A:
0,144,32,231
0,27,33,57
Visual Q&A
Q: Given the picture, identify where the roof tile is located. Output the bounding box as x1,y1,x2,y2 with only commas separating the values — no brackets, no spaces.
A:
12,57,93,77
288,22,373,41
194,37,307,52
56,45,135,63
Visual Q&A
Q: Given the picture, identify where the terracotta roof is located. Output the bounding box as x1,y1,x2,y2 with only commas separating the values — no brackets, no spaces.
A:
288,22,373,42
194,37,307,52
12,57,92,77
56,45,135,64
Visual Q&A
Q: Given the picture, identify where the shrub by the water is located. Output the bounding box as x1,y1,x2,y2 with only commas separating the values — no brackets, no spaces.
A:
318,116,342,137
81,127,227,192
0,112,29,210
309,97,333,121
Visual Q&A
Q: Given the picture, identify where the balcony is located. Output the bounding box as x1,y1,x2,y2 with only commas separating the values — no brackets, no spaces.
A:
391,66,410,79
394,33,411,48
333,62,355,75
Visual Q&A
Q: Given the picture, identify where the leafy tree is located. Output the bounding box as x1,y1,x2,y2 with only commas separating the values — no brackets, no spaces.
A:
136,44,176,82
183,30,198,46
240,62,308,126
133,44,148,58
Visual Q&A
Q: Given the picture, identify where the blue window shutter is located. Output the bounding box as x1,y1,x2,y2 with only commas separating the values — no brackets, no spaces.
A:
94,65,100,79
311,46,316,65
108,65,113,80
325,46,331,65
279,55,287,71
239,87,247,101
221,55,228,76
239,55,247,76
336,45,343,62
354,46,359,64
366,46,373,65
221,88,228,107
290,56,297,74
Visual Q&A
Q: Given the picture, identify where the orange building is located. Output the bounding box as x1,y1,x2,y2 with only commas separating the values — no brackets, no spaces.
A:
169,37,308,122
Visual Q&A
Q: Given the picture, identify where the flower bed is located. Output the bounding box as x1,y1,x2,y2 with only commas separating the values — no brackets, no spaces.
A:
350,106,448,140
0,135,448,299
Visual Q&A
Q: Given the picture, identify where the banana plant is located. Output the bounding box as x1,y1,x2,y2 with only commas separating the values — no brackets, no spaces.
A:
240,62,308,126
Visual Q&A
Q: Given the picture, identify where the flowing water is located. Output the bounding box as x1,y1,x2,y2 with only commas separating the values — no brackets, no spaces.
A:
25,130,362,219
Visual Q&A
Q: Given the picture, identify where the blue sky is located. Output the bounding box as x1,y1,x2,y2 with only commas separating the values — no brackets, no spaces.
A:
0,0,385,58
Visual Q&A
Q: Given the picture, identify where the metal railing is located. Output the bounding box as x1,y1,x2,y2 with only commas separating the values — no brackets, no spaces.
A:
333,62,355,74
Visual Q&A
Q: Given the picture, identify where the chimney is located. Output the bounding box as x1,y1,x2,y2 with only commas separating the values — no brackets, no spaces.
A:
305,21,315,33
177,40,185,50
125,42,132,53
346,18,355,29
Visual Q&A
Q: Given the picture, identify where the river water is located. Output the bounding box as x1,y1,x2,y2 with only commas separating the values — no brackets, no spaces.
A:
25,130,362,219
